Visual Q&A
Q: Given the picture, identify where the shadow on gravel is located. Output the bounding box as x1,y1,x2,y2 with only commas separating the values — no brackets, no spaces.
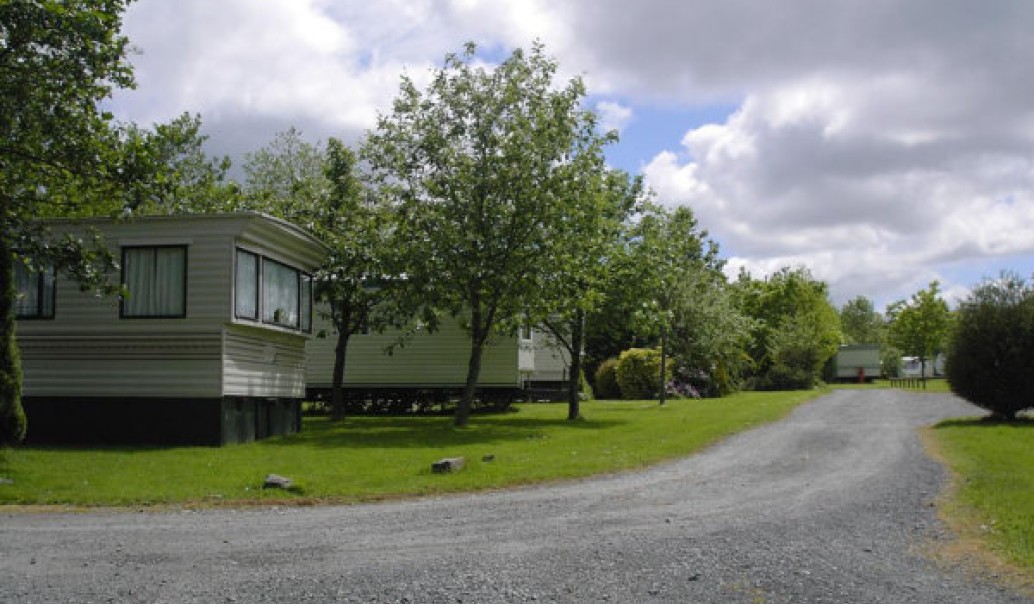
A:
267,416,628,450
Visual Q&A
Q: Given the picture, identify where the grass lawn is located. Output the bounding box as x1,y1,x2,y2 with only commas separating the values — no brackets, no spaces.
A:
0,390,820,508
928,416,1034,577
830,378,951,392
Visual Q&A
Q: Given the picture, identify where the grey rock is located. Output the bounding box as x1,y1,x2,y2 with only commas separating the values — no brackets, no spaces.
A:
432,457,466,473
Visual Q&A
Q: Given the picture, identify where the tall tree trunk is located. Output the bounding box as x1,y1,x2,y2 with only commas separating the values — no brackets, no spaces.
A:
330,329,352,420
0,236,27,446
659,324,667,406
567,308,584,421
456,304,487,428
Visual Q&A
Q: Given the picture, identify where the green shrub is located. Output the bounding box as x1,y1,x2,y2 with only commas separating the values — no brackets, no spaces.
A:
946,273,1034,419
615,348,672,399
881,345,903,378
593,358,621,399
578,370,595,401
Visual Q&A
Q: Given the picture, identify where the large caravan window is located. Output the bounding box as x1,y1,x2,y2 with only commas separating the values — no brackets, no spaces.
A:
235,248,311,333
121,246,187,318
235,249,259,320
14,262,55,319
262,258,300,328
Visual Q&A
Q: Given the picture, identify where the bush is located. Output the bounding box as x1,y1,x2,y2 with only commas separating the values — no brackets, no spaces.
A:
749,364,815,391
615,348,672,400
946,274,1034,419
578,370,595,401
593,358,621,399
881,345,903,378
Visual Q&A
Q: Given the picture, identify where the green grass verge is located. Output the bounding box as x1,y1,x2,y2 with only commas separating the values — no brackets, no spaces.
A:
0,390,820,508
829,378,951,392
930,416,1034,571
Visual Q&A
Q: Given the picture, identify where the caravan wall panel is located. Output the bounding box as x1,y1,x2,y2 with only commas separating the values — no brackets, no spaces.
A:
307,311,521,389
19,334,223,398
223,325,308,398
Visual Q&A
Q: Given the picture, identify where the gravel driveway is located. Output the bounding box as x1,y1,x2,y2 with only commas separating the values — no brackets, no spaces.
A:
1,389,1029,603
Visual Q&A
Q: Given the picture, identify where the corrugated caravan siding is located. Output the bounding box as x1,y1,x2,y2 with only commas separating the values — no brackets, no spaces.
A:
532,336,570,382
307,310,521,388
18,334,223,398
223,326,307,398
18,226,232,336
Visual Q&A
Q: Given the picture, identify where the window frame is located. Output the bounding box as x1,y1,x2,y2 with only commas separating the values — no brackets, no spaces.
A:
119,245,188,319
234,249,260,321
234,247,312,334
13,262,56,320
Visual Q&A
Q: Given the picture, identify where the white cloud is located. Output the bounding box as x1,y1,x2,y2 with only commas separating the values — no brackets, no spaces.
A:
108,0,1034,308
595,101,633,134
644,71,1034,306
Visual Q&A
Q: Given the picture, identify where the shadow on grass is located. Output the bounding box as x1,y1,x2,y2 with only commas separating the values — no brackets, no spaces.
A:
934,416,1034,430
267,415,627,449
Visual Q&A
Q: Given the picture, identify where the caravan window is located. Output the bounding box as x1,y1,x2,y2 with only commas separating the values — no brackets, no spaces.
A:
262,258,300,328
14,262,55,319
235,248,312,333
235,249,259,320
121,246,187,318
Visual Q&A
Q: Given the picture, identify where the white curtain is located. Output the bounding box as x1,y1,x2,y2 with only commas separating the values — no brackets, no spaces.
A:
124,247,185,317
262,259,298,327
235,250,258,319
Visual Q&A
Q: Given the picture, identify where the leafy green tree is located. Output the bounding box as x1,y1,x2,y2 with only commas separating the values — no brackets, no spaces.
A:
839,296,883,345
945,272,1034,419
0,0,163,445
734,267,842,389
886,281,953,372
124,114,239,215
667,269,754,396
242,127,329,223
364,42,615,426
242,132,408,418
537,169,638,419
629,204,729,403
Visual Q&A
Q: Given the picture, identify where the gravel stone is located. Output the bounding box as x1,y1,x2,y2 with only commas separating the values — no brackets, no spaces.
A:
0,390,1029,603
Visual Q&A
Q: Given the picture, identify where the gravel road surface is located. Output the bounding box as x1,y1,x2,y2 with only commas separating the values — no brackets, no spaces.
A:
1,389,1030,603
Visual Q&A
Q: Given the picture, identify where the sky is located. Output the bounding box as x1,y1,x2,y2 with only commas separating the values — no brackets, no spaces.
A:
109,0,1034,311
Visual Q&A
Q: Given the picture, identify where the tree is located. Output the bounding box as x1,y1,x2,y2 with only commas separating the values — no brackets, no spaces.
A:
667,269,754,396
242,127,328,223
734,267,842,389
537,168,638,419
364,42,615,426
1,0,142,445
242,132,406,418
887,281,953,373
628,204,726,404
839,296,883,345
945,272,1034,419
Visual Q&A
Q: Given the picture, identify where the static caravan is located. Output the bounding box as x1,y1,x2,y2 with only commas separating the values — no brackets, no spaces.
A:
833,344,881,382
15,213,327,445
526,331,573,399
306,310,534,406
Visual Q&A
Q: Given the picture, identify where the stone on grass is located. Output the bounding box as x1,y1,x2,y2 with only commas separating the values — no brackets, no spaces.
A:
263,474,293,489
0,478,13,486
432,457,466,473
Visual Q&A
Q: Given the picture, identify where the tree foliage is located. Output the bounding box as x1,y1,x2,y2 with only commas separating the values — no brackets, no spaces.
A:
945,273,1034,419
0,0,167,445
242,131,407,418
364,42,615,426
734,267,842,389
537,168,638,419
886,281,953,366
839,295,883,345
